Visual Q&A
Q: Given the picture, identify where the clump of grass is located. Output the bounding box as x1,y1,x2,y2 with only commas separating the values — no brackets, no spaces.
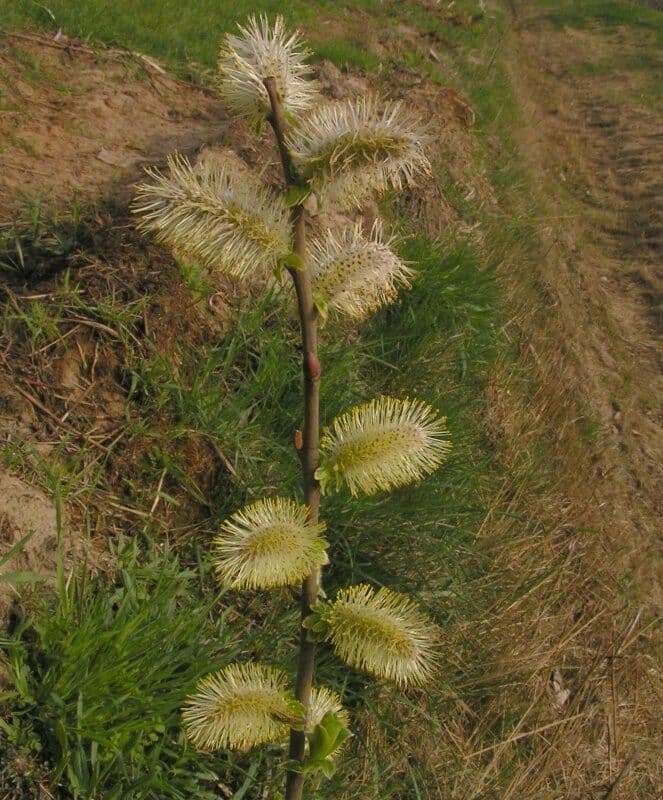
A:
535,0,663,33
1,540,241,800
0,199,86,280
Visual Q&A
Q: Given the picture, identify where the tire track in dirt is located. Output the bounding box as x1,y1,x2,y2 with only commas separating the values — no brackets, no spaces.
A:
510,7,662,577
581,99,663,333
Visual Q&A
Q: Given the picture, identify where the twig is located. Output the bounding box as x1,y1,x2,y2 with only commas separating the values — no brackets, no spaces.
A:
3,30,96,55
467,712,587,757
209,436,237,478
149,468,167,515
11,380,110,454
602,748,640,799
264,76,322,800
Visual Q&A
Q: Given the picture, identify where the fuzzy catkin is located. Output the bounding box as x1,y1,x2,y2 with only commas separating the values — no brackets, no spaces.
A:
218,14,317,125
309,220,414,320
133,154,290,279
182,663,303,751
288,95,431,208
317,396,451,495
321,584,438,686
213,497,328,590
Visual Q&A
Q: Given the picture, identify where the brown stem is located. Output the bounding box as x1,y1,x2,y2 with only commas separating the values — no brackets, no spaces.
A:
264,76,321,800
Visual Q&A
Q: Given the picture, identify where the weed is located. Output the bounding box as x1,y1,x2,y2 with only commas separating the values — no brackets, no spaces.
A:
313,39,380,71
1,540,241,800
0,199,86,279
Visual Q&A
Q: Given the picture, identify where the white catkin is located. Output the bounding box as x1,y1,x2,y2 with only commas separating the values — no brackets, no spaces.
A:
218,14,318,125
288,95,431,208
309,219,414,320
317,396,451,495
132,154,290,279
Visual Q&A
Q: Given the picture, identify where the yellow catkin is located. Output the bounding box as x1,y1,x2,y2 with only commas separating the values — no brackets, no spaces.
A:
182,663,303,752
322,584,439,687
317,396,451,495
213,497,328,590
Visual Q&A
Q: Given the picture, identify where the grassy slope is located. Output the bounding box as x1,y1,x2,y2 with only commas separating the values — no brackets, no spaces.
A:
1,1,659,798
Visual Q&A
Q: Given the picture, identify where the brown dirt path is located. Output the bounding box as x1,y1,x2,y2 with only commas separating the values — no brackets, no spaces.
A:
510,4,662,606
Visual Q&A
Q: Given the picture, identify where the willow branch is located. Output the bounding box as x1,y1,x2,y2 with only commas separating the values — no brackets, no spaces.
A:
264,76,321,800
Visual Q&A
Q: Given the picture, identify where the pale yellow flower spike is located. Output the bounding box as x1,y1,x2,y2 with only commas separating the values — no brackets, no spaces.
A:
309,220,414,321
306,686,350,735
287,95,431,209
213,497,328,590
132,154,290,280
182,663,304,752
316,396,451,496
322,584,439,687
218,14,318,125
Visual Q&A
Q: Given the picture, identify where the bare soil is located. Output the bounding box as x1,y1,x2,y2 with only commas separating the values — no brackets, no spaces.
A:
0,32,226,221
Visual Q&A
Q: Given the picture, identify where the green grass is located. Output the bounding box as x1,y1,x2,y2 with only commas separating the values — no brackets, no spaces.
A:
0,0,386,75
530,0,663,107
312,39,381,71
1,540,244,799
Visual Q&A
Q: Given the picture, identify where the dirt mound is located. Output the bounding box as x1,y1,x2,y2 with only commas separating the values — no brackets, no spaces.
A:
0,32,226,221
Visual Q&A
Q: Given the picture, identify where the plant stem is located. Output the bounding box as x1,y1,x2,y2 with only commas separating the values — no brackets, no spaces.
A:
264,77,321,800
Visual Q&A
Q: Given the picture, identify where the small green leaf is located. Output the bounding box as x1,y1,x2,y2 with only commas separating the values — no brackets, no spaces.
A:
276,252,306,277
285,185,311,207
301,756,336,778
0,530,35,568
302,604,330,641
314,297,328,324
285,252,306,271
308,711,351,762
319,758,336,779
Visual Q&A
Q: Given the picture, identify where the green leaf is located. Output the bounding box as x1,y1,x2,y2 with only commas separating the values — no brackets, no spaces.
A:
301,756,336,778
0,570,50,585
285,185,311,207
275,252,306,279
314,297,328,324
307,711,351,762
285,252,306,271
0,529,35,568
302,604,330,641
